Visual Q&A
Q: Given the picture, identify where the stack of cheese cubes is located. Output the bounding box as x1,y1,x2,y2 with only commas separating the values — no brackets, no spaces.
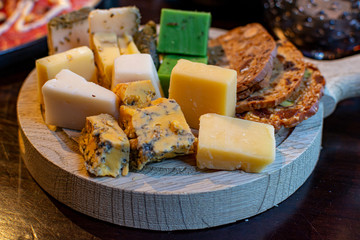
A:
36,6,276,177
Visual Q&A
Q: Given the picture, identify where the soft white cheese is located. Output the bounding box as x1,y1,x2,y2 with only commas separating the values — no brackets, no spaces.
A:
88,6,140,39
112,53,164,98
42,69,119,130
47,8,91,55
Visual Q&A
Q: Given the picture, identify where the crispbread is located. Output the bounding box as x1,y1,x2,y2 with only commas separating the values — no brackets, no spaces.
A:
237,63,326,130
209,23,277,95
236,40,305,113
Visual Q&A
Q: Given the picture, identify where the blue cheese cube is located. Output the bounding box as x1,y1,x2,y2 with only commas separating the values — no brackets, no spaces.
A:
79,114,130,177
120,98,196,170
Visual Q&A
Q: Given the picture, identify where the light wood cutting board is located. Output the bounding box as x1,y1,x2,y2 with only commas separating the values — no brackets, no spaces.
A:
17,28,360,231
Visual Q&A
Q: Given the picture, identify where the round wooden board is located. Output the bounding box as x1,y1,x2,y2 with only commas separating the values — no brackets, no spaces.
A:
17,69,323,231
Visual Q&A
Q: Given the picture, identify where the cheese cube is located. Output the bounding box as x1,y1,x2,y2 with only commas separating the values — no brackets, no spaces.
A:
120,98,196,170
79,114,130,177
197,114,276,173
88,7,140,44
47,7,91,55
157,9,211,56
118,34,140,55
158,54,208,97
169,59,237,129
92,32,121,89
113,80,157,107
36,46,97,104
42,69,119,130
112,53,164,97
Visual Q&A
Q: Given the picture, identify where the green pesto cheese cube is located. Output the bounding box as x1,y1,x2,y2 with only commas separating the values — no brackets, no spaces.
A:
158,54,208,97
157,9,211,56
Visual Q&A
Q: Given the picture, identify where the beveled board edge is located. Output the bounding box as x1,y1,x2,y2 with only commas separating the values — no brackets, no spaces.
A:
17,67,323,230
306,54,360,117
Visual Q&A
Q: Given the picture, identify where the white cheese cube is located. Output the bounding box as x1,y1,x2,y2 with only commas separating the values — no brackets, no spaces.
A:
47,7,91,55
88,7,140,44
42,69,119,130
196,113,276,173
112,53,164,98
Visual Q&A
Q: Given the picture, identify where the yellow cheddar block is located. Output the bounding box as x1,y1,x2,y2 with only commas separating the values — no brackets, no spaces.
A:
169,59,237,129
36,46,97,104
196,113,276,173
92,32,121,89
113,80,157,107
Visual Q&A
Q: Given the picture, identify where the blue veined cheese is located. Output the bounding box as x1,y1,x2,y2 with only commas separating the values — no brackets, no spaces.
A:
91,32,120,89
42,69,119,130
79,114,130,177
120,98,196,170
88,6,140,48
112,80,157,107
47,7,92,55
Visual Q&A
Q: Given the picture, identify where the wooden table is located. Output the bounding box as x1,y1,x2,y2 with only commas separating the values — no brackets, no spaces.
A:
1,0,360,239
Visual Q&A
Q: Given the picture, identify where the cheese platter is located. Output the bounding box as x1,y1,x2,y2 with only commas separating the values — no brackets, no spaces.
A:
17,10,360,231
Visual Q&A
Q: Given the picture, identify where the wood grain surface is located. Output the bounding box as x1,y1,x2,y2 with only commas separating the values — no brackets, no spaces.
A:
17,70,323,231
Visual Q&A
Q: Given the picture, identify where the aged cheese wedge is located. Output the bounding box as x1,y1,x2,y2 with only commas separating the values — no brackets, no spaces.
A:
36,46,97,104
119,98,196,170
169,59,237,129
196,113,275,173
112,53,164,97
113,80,157,107
42,69,119,130
79,114,130,177
47,7,92,55
92,32,121,89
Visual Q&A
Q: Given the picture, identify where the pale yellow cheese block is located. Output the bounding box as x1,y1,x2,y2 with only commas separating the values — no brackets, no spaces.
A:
196,113,276,173
92,32,121,89
36,46,97,104
169,59,237,129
